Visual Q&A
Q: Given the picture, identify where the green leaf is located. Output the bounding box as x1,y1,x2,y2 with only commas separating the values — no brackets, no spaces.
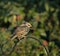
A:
4,17,8,23
45,2,49,12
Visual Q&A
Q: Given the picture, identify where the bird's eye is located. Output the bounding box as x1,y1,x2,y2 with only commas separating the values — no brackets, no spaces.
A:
28,24,30,26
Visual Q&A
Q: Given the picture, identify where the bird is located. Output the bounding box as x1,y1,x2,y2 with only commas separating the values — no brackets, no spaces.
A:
11,21,32,40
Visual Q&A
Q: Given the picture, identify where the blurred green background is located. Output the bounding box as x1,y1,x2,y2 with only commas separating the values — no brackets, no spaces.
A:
0,0,60,56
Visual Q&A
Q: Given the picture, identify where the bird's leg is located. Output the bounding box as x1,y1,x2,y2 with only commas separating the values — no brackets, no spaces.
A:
18,37,21,40
23,35,26,39
23,35,27,42
17,35,26,40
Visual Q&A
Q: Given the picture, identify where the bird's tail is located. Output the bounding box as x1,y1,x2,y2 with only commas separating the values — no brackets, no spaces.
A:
11,35,17,40
10,34,17,40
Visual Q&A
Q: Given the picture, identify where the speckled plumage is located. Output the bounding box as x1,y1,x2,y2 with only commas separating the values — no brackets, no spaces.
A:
11,22,32,40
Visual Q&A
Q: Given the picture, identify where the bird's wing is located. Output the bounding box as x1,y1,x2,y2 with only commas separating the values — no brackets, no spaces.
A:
14,26,28,37
11,27,22,40
11,26,29,40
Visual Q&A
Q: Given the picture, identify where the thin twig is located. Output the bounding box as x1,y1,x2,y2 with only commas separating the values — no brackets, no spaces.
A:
0,35,50,56
27,35,50,56
7,38,24,56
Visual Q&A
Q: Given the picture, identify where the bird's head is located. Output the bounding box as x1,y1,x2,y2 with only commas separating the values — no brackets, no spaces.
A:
20,21,32,28
25,22,32,28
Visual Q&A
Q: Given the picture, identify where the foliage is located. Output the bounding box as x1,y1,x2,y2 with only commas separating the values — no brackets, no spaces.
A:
0,0,60,56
